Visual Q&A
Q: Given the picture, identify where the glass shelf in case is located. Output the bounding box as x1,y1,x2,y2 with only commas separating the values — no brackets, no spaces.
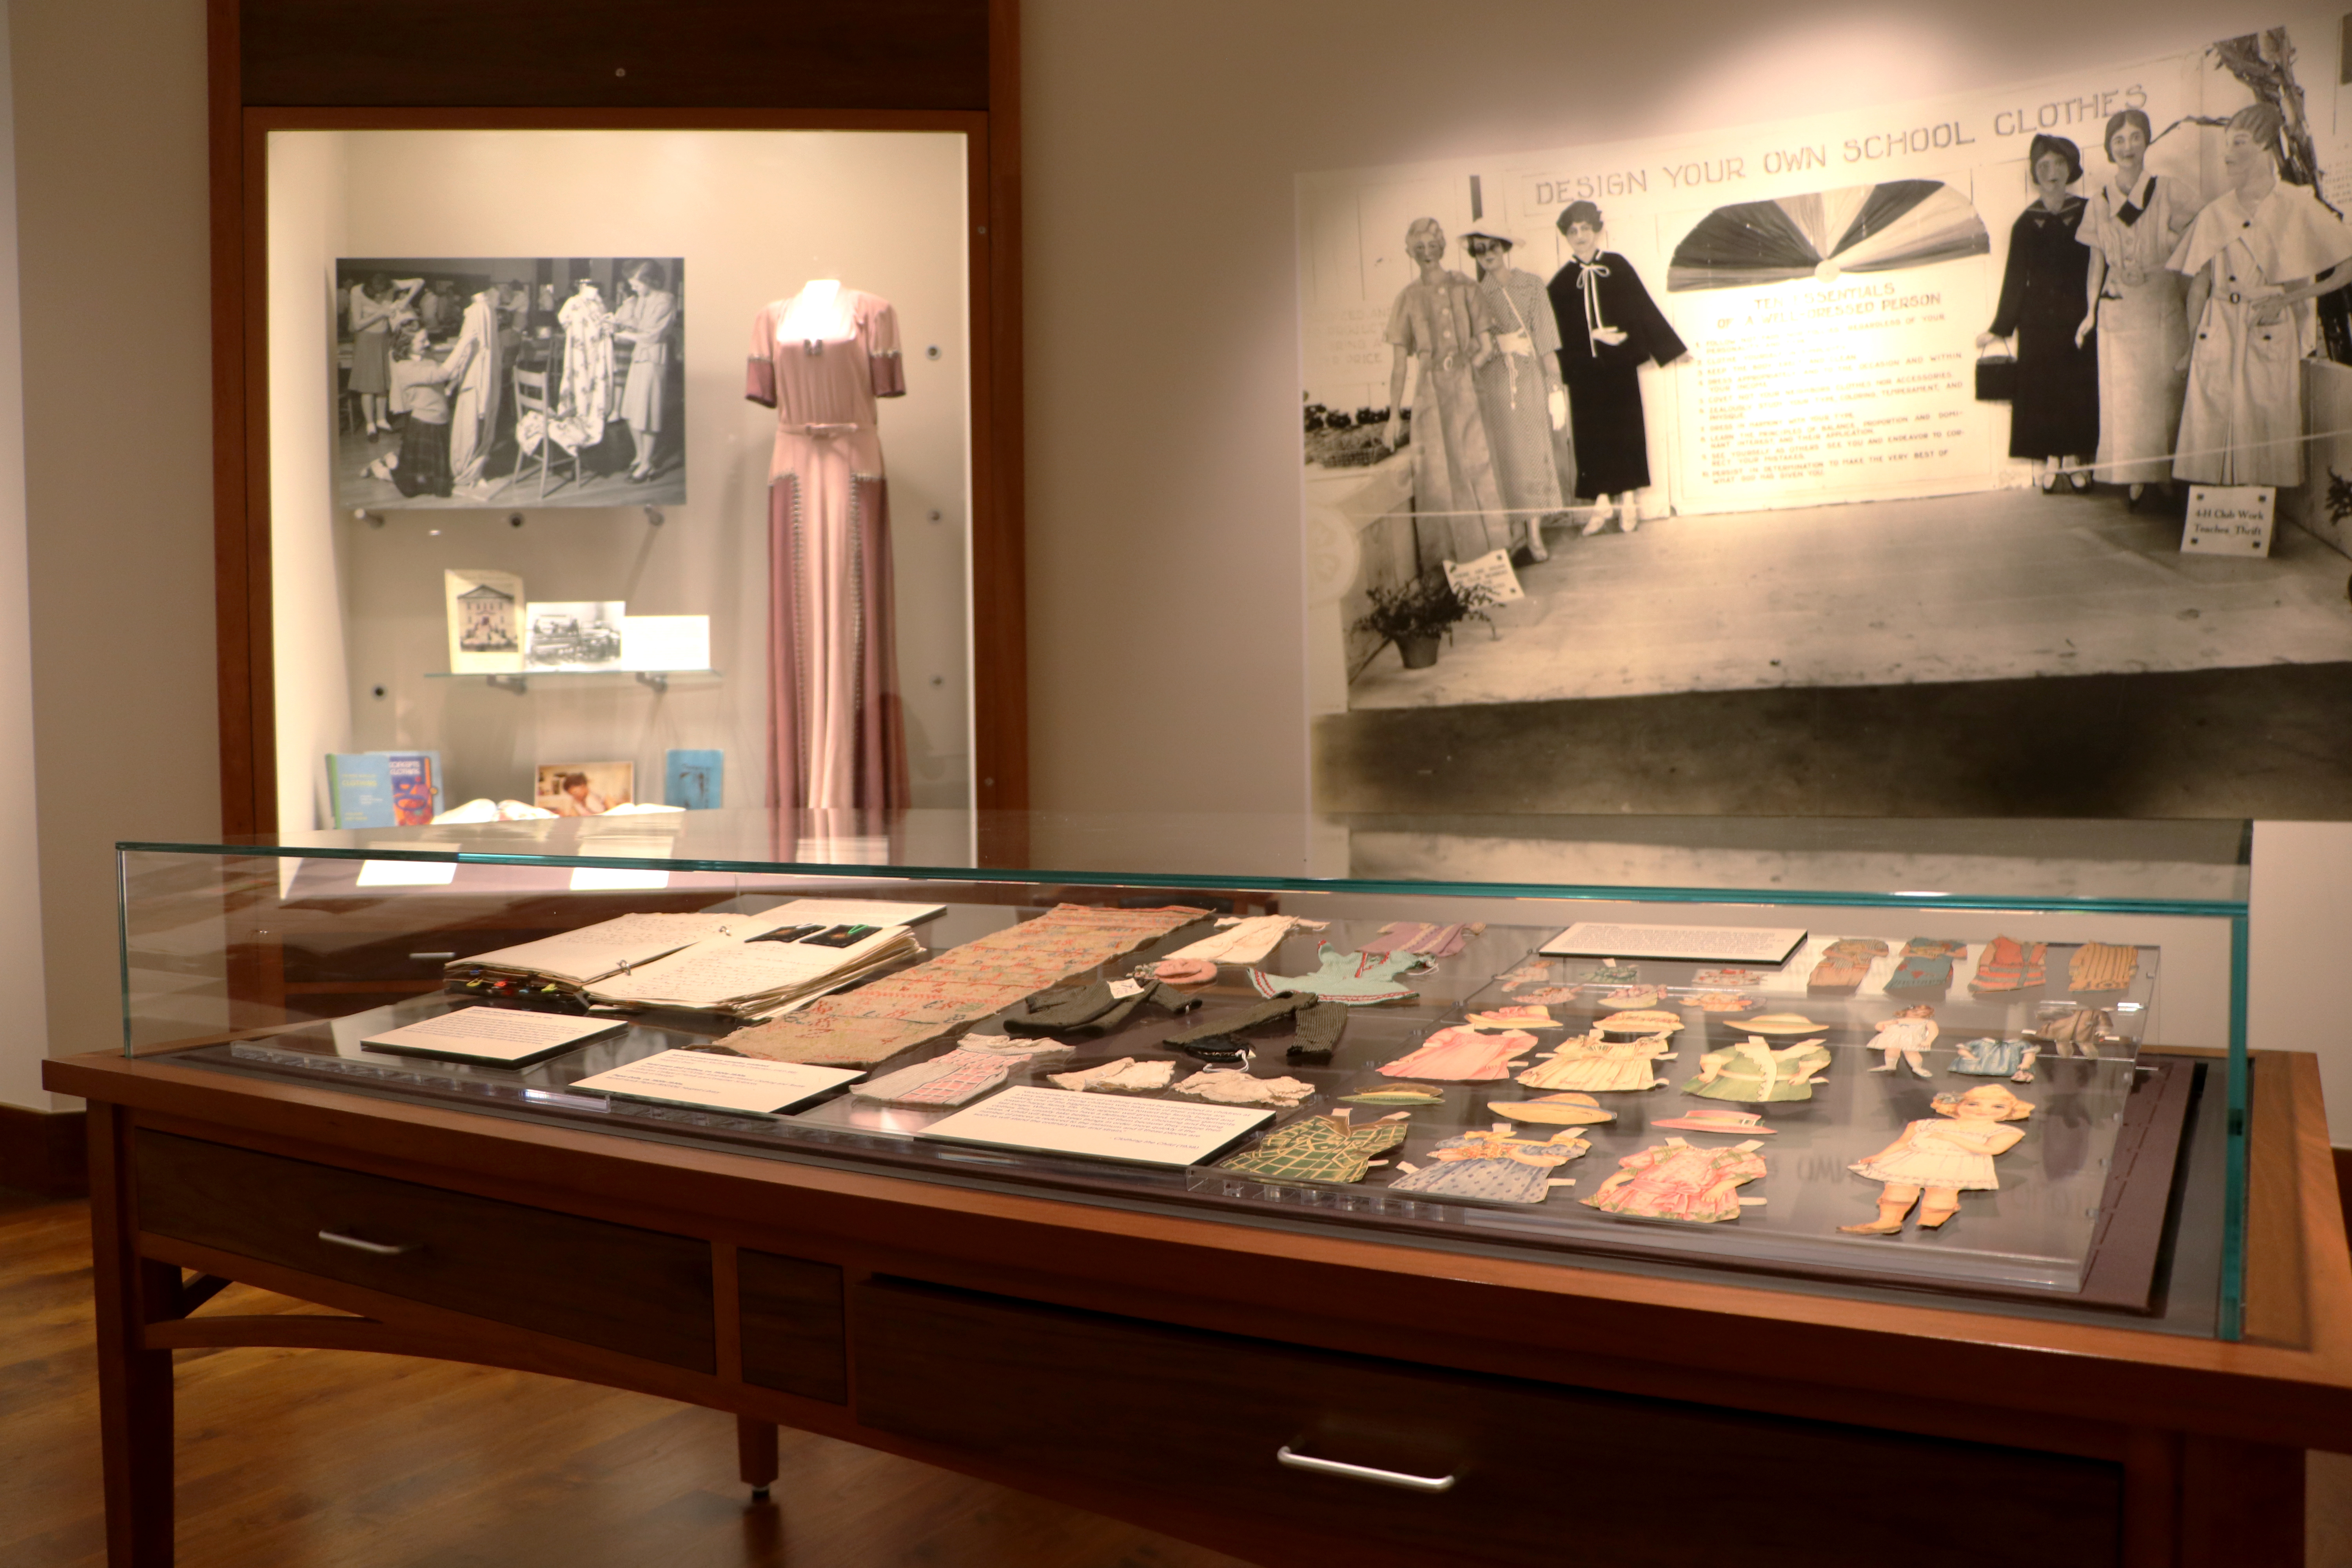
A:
119,809,2252,1337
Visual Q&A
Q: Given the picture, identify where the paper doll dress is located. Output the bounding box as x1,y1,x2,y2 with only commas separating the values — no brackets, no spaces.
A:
1582,1138,1766,1223
1219,1111,1409,1184
1516,1030,1673,1092
1249,944,1423,1005
1387,1127,1586,1204
1849,1118,2018,1191
1377,1026,1535,1082
1682,1039,1830,1103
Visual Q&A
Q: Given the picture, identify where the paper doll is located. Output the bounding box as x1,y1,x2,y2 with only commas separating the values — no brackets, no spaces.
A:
1463,1004,1564,1029
1841,1083,2033,1234
1516,1027,1674,1092
1951,1037,2040,1083
1388,1124,1588,1204
1683,1036,1829,1103
1869,1004,1939,1079
1582,1138,1766,1223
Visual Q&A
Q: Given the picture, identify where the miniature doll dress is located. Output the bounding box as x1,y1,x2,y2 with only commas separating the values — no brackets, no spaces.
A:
1582,1139,1765,1223
1968,936,2047,993
1682,1039,1830,1103
1849,1118,2019,1191
1808,938,1888,996
1388,1128,1585,1203
1885,938,1969,995
1219,1111,1409,1184
1377,1026,1534,1082
1516,1031,1672,1092
1873,1016,1939,1057
1248,944,1422,1005
1951,1039,2036,1078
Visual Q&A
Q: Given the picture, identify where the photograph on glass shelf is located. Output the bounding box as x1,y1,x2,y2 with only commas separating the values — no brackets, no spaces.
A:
524,601,626,671
333,256,684,509
534,760,635,817
1302,23,2352,819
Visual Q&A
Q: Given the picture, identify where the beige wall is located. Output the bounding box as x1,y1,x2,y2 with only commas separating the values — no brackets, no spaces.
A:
11,0,215,1103
2,0,2347,1140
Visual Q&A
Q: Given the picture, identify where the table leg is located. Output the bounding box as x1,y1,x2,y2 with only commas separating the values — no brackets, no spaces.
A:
737,1416,780,1502
88,1103,175,1567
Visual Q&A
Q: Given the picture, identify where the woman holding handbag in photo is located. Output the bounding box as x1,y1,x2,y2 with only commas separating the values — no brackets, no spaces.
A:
1979,134,2099,493
1465,228,1566,562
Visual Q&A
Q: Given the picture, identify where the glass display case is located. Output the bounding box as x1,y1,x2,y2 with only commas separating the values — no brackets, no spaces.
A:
119,811,2252,1334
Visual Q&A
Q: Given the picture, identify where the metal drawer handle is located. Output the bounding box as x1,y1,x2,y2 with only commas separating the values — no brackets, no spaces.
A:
1276,1445,1456,1494
317,1229,419,1257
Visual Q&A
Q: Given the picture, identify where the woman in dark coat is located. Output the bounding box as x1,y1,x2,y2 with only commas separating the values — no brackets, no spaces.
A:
1979,133,2100,492
1545,200,1688,535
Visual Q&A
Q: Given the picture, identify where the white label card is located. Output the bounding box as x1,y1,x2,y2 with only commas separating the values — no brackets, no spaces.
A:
1108,979,1144,998
567,1049,861,1115
2181,485,2275,555
1539,922,1809,964
361,1006,627,1064
917,1085,1270,1167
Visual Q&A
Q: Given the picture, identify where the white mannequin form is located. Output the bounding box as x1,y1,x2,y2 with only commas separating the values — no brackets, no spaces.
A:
779,279,848,346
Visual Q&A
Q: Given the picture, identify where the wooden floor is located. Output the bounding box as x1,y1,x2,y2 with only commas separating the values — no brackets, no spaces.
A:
0,1185,1256,1568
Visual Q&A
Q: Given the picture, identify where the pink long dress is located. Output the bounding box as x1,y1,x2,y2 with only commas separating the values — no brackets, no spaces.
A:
746,288,910,811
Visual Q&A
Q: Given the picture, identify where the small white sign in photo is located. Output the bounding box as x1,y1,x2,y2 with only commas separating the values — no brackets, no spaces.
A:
2181,485,2275,555
1443,547,1526,604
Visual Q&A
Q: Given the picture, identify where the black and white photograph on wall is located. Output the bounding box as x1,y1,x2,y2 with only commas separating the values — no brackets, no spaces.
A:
332,256,685,510
1301,22,2352,820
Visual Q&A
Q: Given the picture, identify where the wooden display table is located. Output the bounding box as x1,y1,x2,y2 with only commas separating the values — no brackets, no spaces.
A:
48,1046,2352,1568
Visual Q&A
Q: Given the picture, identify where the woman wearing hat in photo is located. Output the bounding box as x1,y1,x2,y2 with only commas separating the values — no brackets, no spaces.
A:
1463,227,1567,562
2077,108,2194,509
2169,100,2352,488
1381,218,1512,563
1544,201,1687,536
1979,134,2100,493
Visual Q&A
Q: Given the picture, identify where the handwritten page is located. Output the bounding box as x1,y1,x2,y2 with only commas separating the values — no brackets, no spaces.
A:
568,1049,860,1115
917,1085,1270,1166
362,1006,628,1065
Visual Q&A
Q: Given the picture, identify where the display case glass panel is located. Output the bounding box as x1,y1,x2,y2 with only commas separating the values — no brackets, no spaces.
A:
119,812,2250,1335
265,127,977,827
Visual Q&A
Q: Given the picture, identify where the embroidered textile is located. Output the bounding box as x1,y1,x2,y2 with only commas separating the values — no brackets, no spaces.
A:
1047,1057,1178,1094
1171,1069,1316,1107
1248,945,1422,1005
1157,915,1329,967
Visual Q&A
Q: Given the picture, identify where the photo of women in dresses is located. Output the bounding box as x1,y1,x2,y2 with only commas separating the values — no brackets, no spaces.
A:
613,260,679,483
1380,218,1512,564
1841,1082,2032,1235
2078,109,2192,508
1462,229,1568,562
332,257,686,510
1978,134,2100,494
2169,102,2352,488
1545,201,1689,535
346,273,423,442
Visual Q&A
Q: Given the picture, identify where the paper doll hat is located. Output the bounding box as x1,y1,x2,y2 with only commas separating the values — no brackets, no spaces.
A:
1650,1107,1778,1135
1741,1012,1828,1034
1485,1092,1615,1126
1595,1008,1684,1035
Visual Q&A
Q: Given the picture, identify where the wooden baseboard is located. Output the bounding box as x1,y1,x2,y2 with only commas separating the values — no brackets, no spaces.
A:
0,1103,88,1196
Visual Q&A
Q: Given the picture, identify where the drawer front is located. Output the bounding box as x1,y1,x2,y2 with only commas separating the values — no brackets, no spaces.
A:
739,1249,847,1403
137,1131,715,1372
855,1279,2119,1568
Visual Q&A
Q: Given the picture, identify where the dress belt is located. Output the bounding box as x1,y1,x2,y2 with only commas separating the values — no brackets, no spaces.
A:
779,422,869,437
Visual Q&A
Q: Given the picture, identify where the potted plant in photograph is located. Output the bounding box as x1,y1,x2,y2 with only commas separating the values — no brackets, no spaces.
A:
1352,570,1496,670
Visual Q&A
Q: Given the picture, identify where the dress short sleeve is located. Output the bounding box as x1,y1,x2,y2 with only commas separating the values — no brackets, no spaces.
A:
866,295,906,398
2263,185,2352,283
2166,197,2231,278
1385,287,1419,354
1720,1149,1768,1181
744,303,777,407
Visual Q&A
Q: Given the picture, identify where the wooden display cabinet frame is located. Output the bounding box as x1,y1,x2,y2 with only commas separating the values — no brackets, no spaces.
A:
207,0,1029,837
47,1044,2352,1568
